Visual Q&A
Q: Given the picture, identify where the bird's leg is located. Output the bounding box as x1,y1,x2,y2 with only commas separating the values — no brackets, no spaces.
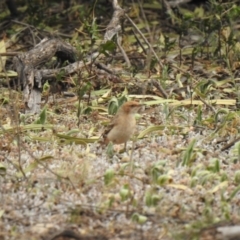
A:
124,142,127,152
129,140,136,172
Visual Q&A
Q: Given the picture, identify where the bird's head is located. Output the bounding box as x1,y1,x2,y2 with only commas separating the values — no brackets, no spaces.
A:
120,101,142,114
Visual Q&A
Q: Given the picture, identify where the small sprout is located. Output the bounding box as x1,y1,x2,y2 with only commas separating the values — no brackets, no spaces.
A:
119,185,131,201
228,185,240,201
190,176,198,188
145,192,161,207
151,165,164,183
234,171,240,184
163,103,169,120
82,106,93,114
131,213,147,224
106,142,114,158
221,201,231,220
207,158,220,173
119,163,131,175
196,170,216,186
107,195,115,208
232,142,240,162
181,139,196,166
221,172,228,182
191,164,203,177
76,82,92,122
149,161,166,183
157,174,172,186
42,80,50,95
203,205,213,219
104,169,115,185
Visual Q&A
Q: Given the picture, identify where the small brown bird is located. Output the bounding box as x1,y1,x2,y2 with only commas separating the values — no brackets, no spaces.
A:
102,101,142,148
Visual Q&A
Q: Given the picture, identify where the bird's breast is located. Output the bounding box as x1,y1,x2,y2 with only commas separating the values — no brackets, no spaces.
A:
107,115,136,144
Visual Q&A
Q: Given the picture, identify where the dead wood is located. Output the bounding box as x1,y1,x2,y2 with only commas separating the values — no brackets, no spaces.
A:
13,38,79,113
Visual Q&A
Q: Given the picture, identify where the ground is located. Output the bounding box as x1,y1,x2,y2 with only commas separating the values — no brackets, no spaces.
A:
1,1,240,240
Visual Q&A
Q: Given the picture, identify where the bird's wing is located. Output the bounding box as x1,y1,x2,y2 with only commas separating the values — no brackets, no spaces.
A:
101,113,120,142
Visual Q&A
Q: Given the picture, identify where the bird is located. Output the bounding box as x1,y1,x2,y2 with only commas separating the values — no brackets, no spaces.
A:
102,101,142,149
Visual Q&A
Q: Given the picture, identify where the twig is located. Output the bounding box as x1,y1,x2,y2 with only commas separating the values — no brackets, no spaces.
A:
137,0,151,34
199,97,217,114
131,29,147,55
151,79,168,99
125,14,163,69
116,35,131,67
0,52,19,56
94,62,115,74
221,137,240,151
104,0,130,67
